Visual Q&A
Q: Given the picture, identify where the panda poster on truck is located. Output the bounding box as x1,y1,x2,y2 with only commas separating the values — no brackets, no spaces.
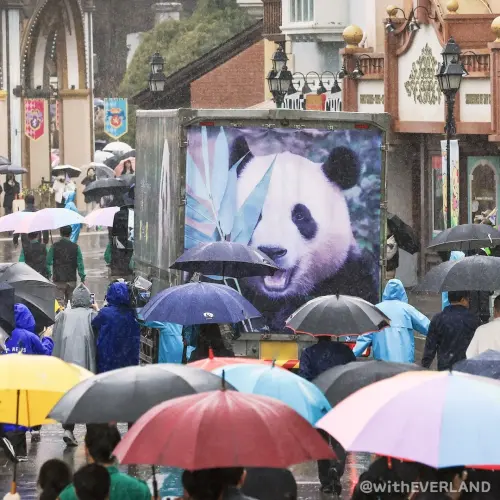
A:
185,126,383,331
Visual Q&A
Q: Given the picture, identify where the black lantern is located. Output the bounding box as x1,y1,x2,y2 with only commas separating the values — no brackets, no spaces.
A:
275,66,293,94
148,71,167,92
271,44,288,73
441,37,461,66
331,79,341,94
351,61,364,79
150,52,165,74
435,61,463,94
266,69,279,93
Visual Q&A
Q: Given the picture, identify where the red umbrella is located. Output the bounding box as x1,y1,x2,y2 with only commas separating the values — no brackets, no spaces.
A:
188,348,274,371
114,389,334,469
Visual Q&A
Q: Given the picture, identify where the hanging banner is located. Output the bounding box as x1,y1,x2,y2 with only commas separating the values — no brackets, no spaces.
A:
24,99,45,141
104,98,128,139
441,139,460,228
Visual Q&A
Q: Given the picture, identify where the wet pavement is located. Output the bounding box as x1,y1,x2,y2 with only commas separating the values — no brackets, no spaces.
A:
0,232,442,499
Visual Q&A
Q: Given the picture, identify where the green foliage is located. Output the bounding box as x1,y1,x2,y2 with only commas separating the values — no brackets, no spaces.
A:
119,1,252,98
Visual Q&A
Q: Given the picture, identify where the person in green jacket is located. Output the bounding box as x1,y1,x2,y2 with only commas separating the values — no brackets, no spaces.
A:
59,423,151,500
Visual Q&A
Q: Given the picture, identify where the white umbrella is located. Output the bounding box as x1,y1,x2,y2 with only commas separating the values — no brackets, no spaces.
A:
94,150,115,163
52,165,82,178
88,163,115,179
0,212,32,232
103,141,133,155
84,206,120,227
14,208,84,234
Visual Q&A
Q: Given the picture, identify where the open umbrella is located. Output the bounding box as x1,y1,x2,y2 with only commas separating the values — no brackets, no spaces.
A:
428,223,500,251
313,360,425,407
14,208,84,234
415,255,500,292
0,165,27,175
114,389,334,469
114,157,136,176
387,212,420,254
453,350,500,379
189,348,272,371
83,178,129,202
94,150,115,163
84,206,120,227
213,364,331,425
105,150,136,170
140,282,261,325
0,211,32,232
0,156,10,166
52,165,82,178
171,241,279,278
0,283,15,328
0,263,56,328
286,294,390,337
0,354,92,494
103,141,132,156
88,162,115,179
317,370,500,469
49,364,235,425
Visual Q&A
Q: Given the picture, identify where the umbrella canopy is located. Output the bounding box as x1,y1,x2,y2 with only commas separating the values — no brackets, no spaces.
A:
114,157,136,176
0,156,10,166
105,150,136,170
0,165,27,175
0,354,91,426
140,282,261,325
428,223,500,251
14,208,84,234
118,173,135,186
84,206,120,227
103,141,132,155
387,213,420,254
242,468,297,500
113,390,334,469
0,283,15,328
0,263,56,328
453,350,500,379
52,164,82,178
317,370,500,468
415,255,500,292
213,364,331,425
286,295,391,337
170,242,279,278
189,349,272,371
89,163,115,179
94,150,115,163
0,211,32,232
313,360,425,407
49,364,235,424
83,178,129,201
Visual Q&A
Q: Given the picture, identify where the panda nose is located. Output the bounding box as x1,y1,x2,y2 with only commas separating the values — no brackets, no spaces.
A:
258,246,288,261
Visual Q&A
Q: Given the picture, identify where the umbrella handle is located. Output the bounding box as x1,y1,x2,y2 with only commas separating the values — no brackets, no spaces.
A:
10,479,17,494
152,465,158,498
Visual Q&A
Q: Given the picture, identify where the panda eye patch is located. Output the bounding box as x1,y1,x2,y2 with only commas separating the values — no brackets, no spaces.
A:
292,203,317,240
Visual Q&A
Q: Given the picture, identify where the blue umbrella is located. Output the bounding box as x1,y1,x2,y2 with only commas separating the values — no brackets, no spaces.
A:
454,349,500,379
140,282,261,326
213,364,331,425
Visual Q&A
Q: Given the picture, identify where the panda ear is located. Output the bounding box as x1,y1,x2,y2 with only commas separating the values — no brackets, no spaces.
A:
321,146,360,190
230,136,253,177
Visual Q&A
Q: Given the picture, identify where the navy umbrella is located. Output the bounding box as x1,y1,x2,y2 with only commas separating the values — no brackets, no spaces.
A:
428,223,500,252
140,282,261,325
170,242,279,278
453,350,500,379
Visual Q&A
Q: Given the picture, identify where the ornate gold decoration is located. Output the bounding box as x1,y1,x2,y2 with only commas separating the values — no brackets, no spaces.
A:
465,94,491,104
343,25,364,48
492,16,500,42
446,0,459,13
404,44,442,105
386,4,398,17
360,94,385,105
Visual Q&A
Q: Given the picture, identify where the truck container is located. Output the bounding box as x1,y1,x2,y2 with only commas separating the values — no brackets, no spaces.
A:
135,108,390,365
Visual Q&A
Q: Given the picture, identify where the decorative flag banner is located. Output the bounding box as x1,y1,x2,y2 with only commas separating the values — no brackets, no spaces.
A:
441,139,460,228
104,98,128,139
25,99,45,141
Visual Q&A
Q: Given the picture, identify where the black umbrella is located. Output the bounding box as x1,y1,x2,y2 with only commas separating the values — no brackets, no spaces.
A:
286,294,390,337
428,223,500,252
0,156,10,166
415,255,500,292
0,165,27,175
118,173,135,186
104,150,136,170
0,283,15,328
93,164,115,179
170,241,279,278
453,350,500,379
314,360,424,407
52,165,82,178
387,213,420,254
0,263,56,328
243,468,297,500
49,363,235,424
83,178,129,203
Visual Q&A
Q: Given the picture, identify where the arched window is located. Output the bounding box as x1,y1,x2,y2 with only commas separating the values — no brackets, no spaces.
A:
468,159,499,225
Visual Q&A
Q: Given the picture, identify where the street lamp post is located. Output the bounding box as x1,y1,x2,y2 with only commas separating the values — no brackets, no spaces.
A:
148,52,167,108
266,43,293,108
435,37,464,229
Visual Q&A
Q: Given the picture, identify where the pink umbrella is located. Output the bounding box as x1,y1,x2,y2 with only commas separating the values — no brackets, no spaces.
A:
15,208,84,234
84,206,119,227
0,212,32,232
114,157,135,176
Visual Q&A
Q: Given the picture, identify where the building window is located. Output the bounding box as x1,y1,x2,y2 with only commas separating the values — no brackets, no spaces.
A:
431,155,445,234
290,0,314,22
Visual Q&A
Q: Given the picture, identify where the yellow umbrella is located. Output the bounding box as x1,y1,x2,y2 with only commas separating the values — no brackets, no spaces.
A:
0,354,92,494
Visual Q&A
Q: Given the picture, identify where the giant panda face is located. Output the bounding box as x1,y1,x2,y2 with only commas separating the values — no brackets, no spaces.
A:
235,140,359,299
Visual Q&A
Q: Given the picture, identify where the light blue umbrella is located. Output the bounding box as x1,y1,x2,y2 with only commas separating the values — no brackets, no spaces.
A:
213,364,331,425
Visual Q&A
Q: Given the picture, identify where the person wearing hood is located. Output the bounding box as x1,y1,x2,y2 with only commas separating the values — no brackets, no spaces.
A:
63,191,81,243
353,279,430,363
2,304,53,460
52,175,66,208
92,281,140,374
52,284,98,447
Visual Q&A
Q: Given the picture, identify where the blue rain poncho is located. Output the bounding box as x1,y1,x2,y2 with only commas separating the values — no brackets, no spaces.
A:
442,251,466,310
353,279,430,363
64,191,81,243
143,321,183,364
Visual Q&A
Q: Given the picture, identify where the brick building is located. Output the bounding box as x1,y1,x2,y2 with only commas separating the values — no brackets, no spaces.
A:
132,19,265,109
